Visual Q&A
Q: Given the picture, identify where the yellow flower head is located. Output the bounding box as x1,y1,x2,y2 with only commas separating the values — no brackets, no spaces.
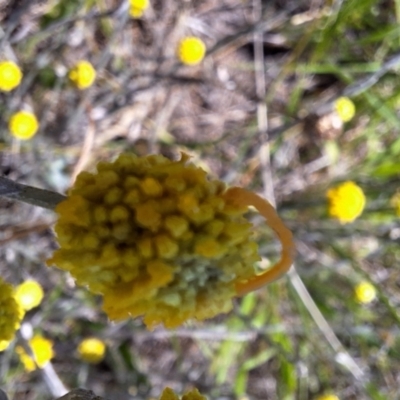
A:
390,192,400,217
315,395,340,400
16,335,54,372
48,153,294,329
78,338,106,364
129,0,149,18
0,61,22,92
9,111,39,140
14,280,44,311
178,37,206,66
334,97,355,122
354,281,376,304
0,278,23,342
326,181,365,224
69,61,96,90
159,387,206,400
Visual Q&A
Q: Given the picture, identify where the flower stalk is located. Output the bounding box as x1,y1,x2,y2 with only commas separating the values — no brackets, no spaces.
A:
0,176,66,210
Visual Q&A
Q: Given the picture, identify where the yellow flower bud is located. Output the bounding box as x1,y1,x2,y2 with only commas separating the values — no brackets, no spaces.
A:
14,280,44,311
334,96,355,122
178,37,206,65
9,111,39,140
326,181,365,224
77,338,106,364
354,281,376,304
129,0,149,18
16,335,54,372
315,395,340,400
69,61,96,89
0,61,22,91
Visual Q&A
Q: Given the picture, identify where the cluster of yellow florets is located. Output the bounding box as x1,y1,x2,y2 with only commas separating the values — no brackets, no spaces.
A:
326,181,366,224
0,278,23,344
0,279,45,352
48,153,260,329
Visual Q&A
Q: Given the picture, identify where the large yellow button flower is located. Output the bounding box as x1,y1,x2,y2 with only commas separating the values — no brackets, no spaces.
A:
326,181,366,224
16,335,54,372
48,153,293,329
69,61,96,90
0,278,23,343
14,280,44,311
9,111,39,140
178,37,206,66
78,338,106,364
0,61,22,91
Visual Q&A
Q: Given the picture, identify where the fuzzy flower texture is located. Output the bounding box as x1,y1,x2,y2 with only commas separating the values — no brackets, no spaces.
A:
0,278,23,343
48,153,293,329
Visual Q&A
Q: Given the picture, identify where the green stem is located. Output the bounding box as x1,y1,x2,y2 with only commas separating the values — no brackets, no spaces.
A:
0,176,66,210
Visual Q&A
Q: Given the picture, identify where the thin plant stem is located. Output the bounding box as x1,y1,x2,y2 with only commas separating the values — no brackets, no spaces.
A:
0,176,66,210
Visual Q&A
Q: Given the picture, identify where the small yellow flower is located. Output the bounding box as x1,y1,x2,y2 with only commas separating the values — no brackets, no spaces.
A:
14,280,44,311
77,338,106,364
326,181,366,224
334,97,355,122
16,335,54,372
178,37,206,66
68,61,96,90
355,281,376,304
0,61,22,91
0,278,23,342
9,111,39,140
48,153,294,329
129,0,149,18
315,395,340,400
159,388,206,400
390,192,400,217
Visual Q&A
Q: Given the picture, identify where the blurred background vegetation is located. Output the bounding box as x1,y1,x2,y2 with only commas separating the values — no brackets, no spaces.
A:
0,0,399,399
